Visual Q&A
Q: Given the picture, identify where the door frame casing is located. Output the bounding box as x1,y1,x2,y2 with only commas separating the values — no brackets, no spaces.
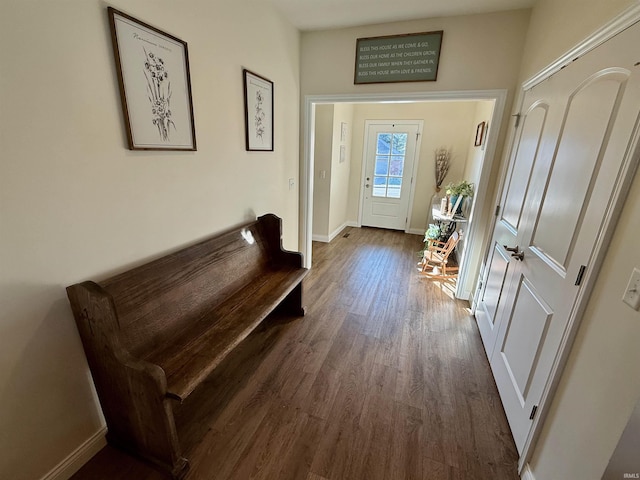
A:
301,90,507,302
358,119,423,232
478,4,640,472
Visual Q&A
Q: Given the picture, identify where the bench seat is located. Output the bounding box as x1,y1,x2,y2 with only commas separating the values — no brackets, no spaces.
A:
145,265,308,401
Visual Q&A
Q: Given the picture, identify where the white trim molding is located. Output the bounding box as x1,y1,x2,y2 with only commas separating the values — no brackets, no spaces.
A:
521,464,537,480
312,221,357,243
40,427,107,480
523,3,640,90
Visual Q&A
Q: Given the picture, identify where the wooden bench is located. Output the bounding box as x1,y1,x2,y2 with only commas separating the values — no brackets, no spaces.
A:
66,214,308,479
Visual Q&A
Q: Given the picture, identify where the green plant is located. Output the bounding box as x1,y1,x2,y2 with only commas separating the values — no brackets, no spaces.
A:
445,180,475,197
417,224,441,259
424,223,441,242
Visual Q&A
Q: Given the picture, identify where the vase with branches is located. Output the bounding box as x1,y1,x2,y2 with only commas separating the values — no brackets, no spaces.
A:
434,148,451,193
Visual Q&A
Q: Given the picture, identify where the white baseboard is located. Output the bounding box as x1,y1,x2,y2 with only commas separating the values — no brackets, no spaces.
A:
316,222,423,240
40,427,107,480
521,464,536,480
328,222,348,242
313,221,358,243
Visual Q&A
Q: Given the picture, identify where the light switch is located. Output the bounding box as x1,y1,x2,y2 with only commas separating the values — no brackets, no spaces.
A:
622,267,640,311
288,178,295,190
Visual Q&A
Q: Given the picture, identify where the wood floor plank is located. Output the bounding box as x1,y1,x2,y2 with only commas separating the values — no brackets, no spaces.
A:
71,227,520,480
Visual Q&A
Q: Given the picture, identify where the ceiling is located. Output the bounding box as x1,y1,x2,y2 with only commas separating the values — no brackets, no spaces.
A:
268,0,535,31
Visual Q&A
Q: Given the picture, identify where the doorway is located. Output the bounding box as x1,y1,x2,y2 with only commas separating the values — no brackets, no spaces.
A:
302,91,507,301
360,120,421,231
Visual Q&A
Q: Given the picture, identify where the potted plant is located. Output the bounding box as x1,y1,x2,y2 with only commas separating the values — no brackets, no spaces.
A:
445,180,474,215
418,223,442,267
424,223,441,247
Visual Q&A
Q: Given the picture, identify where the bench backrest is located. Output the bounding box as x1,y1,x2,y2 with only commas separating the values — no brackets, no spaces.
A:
97,217,277,357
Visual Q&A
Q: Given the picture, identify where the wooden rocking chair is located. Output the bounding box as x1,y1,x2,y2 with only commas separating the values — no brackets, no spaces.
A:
419,231,462,279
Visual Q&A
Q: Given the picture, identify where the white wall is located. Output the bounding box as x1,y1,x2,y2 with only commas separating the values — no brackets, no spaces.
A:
460,100,495,298
518,0,634,81
602,397,640,479
312,103,354,240
507,1,640,479
328,104,354,236
312,104,334,238
0,1,300,479
463,102,495,191
301,10,530,97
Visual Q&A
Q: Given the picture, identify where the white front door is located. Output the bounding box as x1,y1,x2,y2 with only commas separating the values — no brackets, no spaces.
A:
478,23,640,453
361,121,420,230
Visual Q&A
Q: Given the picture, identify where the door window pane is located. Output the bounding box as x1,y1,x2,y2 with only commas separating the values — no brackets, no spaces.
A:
392,133,407,154
387,177,402,198
375,157,389,176
373,176,387,197
376,134,391,154
389,156,404,176
374,132,408,198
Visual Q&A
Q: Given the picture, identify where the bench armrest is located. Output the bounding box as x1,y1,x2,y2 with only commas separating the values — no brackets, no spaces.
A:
258,213,305,268
67,281,186,474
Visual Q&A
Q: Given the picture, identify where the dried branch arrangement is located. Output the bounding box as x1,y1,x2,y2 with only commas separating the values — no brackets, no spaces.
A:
434,148,451,192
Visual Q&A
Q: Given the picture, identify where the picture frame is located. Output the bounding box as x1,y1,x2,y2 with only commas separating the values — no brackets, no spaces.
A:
354,30,443,84
243,69,274,151
475,121,486,147
108,7,196,151
482,122,489,151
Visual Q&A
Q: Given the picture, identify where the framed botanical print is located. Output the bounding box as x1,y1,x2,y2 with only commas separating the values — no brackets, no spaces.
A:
243,69,274,151
108,7,197,150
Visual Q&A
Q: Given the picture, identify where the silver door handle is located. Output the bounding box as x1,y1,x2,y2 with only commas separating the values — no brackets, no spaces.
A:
511,251,525,261
365,184,370,188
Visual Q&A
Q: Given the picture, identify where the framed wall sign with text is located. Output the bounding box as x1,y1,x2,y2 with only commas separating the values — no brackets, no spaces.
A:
354,31,443,84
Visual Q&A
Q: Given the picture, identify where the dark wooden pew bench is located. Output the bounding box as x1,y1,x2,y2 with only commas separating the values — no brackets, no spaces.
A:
66,214,308,479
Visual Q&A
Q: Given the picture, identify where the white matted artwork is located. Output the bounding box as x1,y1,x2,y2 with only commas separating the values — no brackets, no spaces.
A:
243,69,274,151
108,7,196,151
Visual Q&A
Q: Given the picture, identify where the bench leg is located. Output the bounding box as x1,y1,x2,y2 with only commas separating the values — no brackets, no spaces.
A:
102,364,190,480
280,282,305,316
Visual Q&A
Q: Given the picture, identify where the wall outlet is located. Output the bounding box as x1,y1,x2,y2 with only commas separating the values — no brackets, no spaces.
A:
622,267,640,311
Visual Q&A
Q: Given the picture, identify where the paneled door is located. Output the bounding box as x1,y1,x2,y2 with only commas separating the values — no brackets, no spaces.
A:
361,121,421,230
475,96,549,355
477,23,640,454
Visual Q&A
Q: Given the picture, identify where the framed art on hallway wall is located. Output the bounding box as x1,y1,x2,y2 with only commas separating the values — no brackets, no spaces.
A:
108,7,197,151
243,69,274,151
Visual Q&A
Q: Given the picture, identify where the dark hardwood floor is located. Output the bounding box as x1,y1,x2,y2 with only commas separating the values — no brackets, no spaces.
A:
71,227,519,480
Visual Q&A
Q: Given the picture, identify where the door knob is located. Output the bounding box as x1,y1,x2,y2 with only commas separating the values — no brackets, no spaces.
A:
365,184,370,188
511,251,525,261
503,245,519,253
